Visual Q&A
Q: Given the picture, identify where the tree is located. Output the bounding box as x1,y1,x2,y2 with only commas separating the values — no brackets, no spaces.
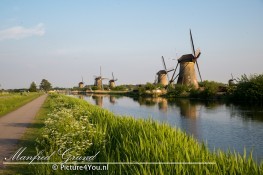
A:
39,79,52,92
29,82,37,92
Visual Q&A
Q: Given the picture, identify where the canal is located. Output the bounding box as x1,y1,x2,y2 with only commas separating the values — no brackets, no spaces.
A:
78,94,263,162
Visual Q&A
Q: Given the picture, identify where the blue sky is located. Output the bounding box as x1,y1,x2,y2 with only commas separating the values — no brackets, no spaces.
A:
0,0,262,89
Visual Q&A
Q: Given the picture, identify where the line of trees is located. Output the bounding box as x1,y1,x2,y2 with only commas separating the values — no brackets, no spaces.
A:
29,79,52,92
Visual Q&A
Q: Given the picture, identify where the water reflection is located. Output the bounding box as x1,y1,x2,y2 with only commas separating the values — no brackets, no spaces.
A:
77,94,263,162
91,95,103,107
135,97,168,112
81,94,263,122
228,104,263,122
175,99,198,118
157,98,168,112
109,96,116,104
176,99,199,139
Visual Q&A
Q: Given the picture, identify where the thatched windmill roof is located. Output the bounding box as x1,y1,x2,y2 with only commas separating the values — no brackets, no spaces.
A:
156,70,167,75
178,54,195,63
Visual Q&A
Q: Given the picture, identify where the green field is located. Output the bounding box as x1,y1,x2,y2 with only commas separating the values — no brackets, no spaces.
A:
0,92,42,117
5,94,262,175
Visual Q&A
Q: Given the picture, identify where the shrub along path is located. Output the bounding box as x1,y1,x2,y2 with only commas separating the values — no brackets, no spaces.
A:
0,94,47,167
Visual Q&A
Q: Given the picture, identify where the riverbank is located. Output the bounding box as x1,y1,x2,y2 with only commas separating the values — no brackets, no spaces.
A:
6,94,262,174
71,90,131,95
82,74,263,104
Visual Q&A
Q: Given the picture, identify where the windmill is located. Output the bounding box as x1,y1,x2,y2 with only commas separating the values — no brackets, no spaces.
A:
155,56,174,86
170,29,202,89
78,76,84,88
109,72,118,88
228,73,237,86
94,67,108,90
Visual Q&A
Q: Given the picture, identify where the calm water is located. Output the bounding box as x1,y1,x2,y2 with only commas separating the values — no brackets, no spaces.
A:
78,94,263,162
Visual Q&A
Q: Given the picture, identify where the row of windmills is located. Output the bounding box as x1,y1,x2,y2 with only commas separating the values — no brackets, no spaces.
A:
155,29,202,89
79,30,202,90
94,67,118,90
78,67,118,90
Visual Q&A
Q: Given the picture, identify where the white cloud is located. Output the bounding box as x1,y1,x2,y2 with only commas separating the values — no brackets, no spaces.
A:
0,23,45,41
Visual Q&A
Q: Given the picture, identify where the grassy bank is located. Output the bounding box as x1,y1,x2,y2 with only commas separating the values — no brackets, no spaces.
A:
9,94,262,174
0,92,43,117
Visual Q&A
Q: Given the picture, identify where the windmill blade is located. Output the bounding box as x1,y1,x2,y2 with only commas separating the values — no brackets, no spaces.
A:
167,68,174,73
161,56,171,80
100,66,102,76
169,62,179,84
195,48,201,59
190,29,196,56
112,72,114,80
196,60,202,82
114,79,118,81
173,62,190,83
190,29,202,82
154,74,158,84
162,56,167,71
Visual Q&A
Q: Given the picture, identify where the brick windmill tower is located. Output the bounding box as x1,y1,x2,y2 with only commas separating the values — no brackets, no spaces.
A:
78,76,84,88
94,66,107,90
109,72,118,88
154,56,174,86
170,29,202,89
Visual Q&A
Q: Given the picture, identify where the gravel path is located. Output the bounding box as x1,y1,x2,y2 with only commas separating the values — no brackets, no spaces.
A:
0,94,47,167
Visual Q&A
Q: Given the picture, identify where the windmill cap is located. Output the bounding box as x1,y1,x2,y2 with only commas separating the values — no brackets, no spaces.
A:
178,54,195,63
157,70,167,75
95,76,102,80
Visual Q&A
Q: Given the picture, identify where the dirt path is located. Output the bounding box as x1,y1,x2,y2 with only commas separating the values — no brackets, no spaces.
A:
0,94,47,166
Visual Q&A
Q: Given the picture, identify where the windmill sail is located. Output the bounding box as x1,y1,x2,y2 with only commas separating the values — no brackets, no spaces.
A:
190,29,202,82
190,29,196,56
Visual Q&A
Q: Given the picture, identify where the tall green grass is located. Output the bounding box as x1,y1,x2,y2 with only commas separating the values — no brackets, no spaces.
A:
29,94,262,174
0,92,42,117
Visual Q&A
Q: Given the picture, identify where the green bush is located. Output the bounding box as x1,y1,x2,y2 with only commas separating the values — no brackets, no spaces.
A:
166,84,190,98
145,82,155,91
232,74,263,102
198,81,221,98
136,83,165,95
91,86,99,90
111,85,127,91
189,88,200,98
